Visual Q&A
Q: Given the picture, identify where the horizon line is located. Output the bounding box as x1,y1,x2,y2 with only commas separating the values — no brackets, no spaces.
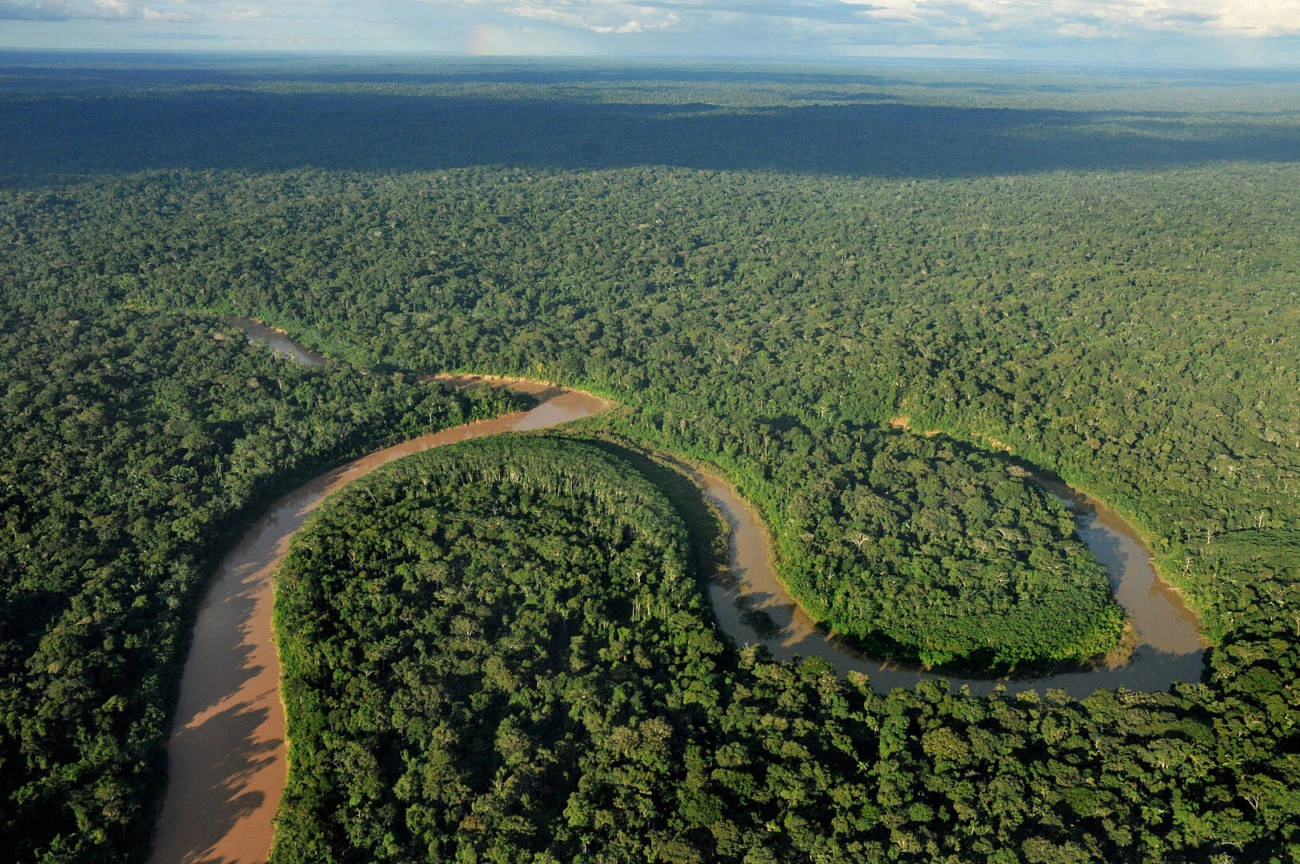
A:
1,48,1299,74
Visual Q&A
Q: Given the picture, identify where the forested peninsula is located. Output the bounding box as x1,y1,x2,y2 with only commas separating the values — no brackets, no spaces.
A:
1,55,1297,863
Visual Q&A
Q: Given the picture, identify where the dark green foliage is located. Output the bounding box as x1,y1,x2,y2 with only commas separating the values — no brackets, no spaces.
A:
775,429,1124,668
1,58,1298,863
273,435,714,862
0,307,524,864
272,434,1296,863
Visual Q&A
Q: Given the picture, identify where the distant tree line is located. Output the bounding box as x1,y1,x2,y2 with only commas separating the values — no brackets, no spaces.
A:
0,63,1296,863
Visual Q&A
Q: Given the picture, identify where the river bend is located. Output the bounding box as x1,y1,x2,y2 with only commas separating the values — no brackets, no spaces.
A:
698,472,1204,698
151,319,1207,863
147,361,607,864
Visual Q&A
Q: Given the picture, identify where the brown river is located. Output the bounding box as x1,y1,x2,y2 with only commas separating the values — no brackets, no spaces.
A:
699,472,1205,698
148,333,609,864
149,320,1205,862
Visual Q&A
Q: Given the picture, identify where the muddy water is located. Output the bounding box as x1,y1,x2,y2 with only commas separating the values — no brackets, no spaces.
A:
1037,478,1203,656
699,470,1206,698
148,376,607,864
158,319,1204,863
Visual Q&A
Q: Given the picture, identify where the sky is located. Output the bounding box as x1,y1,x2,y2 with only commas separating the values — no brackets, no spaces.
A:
1,0,1298,66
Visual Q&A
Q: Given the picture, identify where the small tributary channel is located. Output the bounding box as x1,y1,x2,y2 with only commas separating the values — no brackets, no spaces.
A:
229,317,327,367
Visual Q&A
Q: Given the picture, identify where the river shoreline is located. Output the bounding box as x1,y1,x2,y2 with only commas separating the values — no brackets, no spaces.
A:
147,353,608,864
227,318,1204,694
152,319,1207,863
695,465,1205,697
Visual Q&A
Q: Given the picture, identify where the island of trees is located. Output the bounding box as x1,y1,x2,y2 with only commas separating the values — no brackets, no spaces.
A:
0,54,1296,863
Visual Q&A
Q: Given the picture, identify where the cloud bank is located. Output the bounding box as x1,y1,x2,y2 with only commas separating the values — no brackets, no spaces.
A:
0,0,267,22
444,0,1300,40
1,0,1297,61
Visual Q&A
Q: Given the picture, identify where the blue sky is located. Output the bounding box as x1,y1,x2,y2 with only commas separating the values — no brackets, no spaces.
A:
1,0,1297,65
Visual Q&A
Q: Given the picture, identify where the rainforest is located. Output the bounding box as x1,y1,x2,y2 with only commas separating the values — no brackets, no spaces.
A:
0,53,1297,863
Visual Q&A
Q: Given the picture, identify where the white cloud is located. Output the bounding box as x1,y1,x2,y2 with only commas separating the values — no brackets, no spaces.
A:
0,0,266,21
3,0,1298,59
1057,20,1102,39
213,6,268,22
489,0,682,34
1213,0,1300,36
850,0,1300,39
440,0,1300,44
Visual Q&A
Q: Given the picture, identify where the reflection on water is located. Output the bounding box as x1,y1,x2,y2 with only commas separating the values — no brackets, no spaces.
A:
698,470,1206,698
230,316,327,367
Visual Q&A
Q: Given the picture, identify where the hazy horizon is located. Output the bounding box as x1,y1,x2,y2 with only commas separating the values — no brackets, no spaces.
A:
1,0,1297,68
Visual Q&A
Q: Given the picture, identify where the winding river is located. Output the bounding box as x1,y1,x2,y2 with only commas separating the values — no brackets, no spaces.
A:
148,327,609,864
699,472,1205,698
149,319,1206,862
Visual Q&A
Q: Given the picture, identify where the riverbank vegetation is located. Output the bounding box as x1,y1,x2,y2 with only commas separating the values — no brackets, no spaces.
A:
1,56,1297,862
0,306,524,863
274,432,1291,863
774,427,1124,669
602,412,1126,671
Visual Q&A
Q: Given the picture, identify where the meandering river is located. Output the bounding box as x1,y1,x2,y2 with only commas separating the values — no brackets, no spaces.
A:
698,472,1205,698
149,319,1206,862
148,330,608,864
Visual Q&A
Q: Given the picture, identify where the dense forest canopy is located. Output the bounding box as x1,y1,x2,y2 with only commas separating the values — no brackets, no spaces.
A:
270,433,1291,863
767,427,1126,669
273,435,709,862
0,307,525,862
4,54,1300,182
0,54,1297,862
